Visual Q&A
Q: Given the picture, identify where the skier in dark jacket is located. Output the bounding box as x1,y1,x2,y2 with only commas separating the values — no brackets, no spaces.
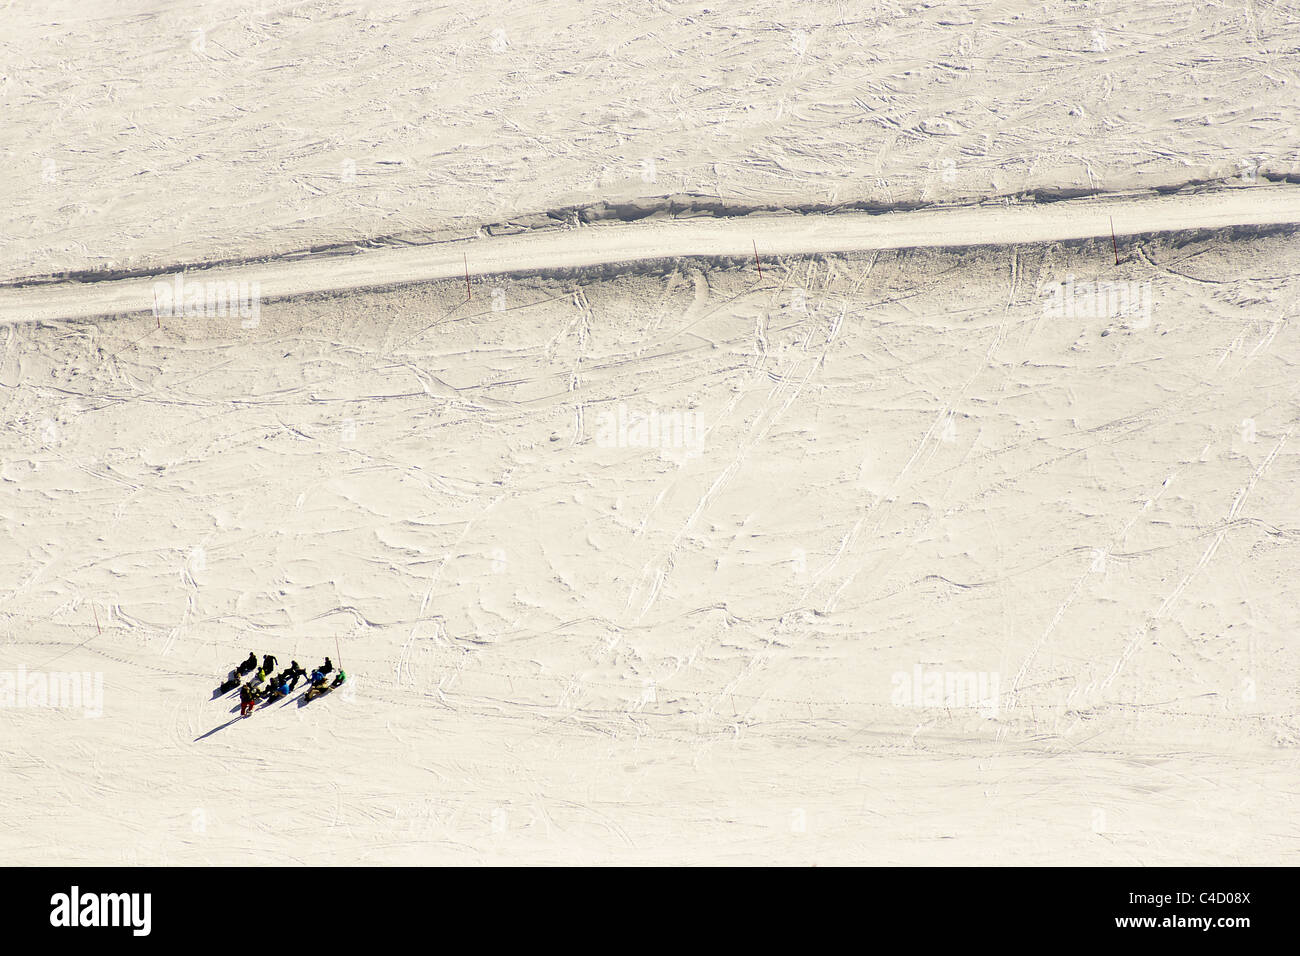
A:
262,678,289,703
239,682,257,716
237,652,257,676
318,657,333,677
283,661,307,690
262,654,278,674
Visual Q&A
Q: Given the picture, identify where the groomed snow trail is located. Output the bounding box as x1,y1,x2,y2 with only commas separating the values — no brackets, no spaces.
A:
4,186,1299,324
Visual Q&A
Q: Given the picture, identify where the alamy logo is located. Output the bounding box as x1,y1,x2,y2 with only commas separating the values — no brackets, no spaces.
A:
891,665,1000,717
594,403,705,454
1041,275,1151,327
151,273,261,327
0,667,103,717
50,886,151,936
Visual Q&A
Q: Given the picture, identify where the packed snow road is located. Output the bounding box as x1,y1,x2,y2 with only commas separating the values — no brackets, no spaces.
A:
3,185,1299,325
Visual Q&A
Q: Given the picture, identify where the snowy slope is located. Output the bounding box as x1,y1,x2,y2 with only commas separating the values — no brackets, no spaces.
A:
4,0,1300,867
5,0,1299,283
3,218,1298,864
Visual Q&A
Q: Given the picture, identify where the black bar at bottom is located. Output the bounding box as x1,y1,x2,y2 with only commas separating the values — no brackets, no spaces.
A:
5,866,1286,943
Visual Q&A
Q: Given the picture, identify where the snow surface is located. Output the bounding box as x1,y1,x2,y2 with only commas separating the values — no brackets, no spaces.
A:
2,0,1299,865
6,185,1300,323
5,224,1300,864
5,0,1300,283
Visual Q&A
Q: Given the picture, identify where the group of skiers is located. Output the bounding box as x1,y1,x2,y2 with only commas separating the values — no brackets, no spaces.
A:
232,652,347,716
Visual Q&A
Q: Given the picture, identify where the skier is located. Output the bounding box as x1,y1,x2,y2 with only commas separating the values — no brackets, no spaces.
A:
283,661,307,689
239,682,257,717
303,670,323,701
305,668,340,701
263,678,288,703
318,657,334,677
262,653,278,674
237,652,257,676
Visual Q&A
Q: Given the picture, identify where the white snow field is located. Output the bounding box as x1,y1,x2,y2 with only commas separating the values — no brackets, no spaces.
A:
5,0,1300,283
2,210,1299,865
3,0,1300,866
